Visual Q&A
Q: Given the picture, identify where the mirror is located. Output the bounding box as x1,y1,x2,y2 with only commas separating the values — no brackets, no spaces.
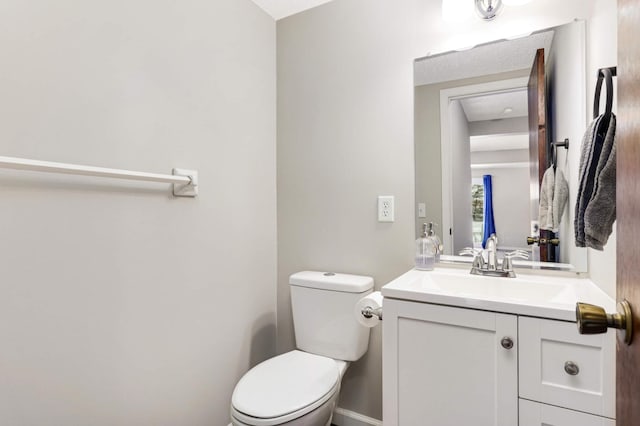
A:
414,21,588,272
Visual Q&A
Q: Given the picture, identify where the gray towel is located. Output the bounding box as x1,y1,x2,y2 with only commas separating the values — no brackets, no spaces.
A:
584,114,617,250
552,168,569,233
539,166,555,231
575,115,604,247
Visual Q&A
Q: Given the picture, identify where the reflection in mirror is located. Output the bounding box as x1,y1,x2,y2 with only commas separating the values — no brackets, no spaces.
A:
414,21,588,272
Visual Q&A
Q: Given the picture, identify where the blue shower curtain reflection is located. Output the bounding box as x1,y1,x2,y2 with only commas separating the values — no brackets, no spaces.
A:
482,174,496,249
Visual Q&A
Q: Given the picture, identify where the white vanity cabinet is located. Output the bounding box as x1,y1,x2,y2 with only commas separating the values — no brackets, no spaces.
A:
383,298,616,426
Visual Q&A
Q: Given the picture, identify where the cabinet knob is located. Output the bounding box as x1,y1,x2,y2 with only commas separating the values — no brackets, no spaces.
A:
500,337,514,350
564,361,580,376
576,300,633,345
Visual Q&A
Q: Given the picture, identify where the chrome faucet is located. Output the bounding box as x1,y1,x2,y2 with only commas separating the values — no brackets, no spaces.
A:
485,234,498,271
459,235,529,278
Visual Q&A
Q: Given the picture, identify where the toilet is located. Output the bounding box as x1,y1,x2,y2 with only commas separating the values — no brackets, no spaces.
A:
230,271,374,426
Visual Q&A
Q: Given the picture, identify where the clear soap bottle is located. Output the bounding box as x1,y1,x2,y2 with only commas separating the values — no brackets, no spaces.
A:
415,223,436,271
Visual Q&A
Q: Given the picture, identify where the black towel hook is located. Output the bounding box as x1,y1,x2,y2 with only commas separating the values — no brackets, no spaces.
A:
593,66,617,119
550,138,569,171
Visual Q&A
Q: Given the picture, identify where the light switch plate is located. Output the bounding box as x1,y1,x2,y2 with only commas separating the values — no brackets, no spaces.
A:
418,202,426,218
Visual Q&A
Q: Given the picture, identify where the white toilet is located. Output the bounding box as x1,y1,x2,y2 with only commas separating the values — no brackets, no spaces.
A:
230,271,374,426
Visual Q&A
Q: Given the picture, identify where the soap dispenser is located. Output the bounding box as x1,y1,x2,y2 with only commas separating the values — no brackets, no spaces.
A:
426,222,443,262
415,223,436,271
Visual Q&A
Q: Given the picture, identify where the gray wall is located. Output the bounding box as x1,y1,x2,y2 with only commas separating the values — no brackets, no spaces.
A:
277,0,612,421
450,100,473,252
0,1,276,425
277,1,417,418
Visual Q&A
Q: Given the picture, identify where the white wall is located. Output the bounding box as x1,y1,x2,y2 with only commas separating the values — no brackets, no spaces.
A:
0,1,276,425
546,1,618,291
546,20,589,269
471,149,530,164
586,0,618,298
470,117,529,136
278,0,609,420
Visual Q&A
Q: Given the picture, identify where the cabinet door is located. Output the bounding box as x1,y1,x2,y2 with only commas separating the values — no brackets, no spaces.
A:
519,399,615,426
383,299,517,426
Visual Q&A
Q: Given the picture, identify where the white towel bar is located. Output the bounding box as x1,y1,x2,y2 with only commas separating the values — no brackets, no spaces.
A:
0,156,198,197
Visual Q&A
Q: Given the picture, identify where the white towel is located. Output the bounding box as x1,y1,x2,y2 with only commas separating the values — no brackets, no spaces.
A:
539,166,555,231
552,168,569,233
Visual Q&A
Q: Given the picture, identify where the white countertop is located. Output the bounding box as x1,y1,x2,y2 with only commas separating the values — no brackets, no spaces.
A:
381,267,616,322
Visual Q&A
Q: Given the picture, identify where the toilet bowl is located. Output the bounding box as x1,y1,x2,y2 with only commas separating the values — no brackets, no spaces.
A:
230,271,374,426
230,350,348,426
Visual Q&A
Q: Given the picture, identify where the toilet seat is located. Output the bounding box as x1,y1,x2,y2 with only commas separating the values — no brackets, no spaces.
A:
231,350,341,426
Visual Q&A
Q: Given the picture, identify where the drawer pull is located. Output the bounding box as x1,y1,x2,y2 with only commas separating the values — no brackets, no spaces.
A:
500,337,514,350
564,361,580,376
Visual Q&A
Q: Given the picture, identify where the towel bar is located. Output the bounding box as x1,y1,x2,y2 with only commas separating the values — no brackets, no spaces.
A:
0,155,198,197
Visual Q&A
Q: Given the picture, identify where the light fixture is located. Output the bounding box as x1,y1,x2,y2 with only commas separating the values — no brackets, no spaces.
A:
475,0,503,20
503,107,514,114
443,0,533,22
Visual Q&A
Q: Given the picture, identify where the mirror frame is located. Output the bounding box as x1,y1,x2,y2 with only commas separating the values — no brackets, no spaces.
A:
414,21,589,273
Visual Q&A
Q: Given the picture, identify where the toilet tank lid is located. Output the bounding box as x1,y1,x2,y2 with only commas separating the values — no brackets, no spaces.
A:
289,271,374,293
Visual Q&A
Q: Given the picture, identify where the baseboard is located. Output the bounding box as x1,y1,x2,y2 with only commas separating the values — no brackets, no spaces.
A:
332,407,382,426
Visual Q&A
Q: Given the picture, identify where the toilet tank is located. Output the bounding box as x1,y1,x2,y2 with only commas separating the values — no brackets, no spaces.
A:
290,271,374,362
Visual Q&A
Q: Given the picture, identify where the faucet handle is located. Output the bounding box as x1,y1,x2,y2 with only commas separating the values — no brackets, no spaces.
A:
502,250,529,272
459,247,480,256
505,250,529,259
459,248,485,270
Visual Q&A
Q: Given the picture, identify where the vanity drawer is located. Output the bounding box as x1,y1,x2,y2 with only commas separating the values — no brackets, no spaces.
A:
518,317,615,418
519,399,615,426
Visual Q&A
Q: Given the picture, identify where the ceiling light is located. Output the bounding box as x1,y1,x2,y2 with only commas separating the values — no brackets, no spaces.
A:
475,0,503,20
444,0,533,22
503,107,514,114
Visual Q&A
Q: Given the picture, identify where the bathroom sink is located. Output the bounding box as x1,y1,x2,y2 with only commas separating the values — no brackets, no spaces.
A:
381,267,615,321
427,271,566,302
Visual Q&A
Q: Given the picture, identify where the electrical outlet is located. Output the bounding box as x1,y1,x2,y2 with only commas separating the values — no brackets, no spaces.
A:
378,196,395,222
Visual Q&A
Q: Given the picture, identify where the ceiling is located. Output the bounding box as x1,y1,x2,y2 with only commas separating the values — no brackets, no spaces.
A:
461,89,529,153
250,0,336,20
414,30,554,87
460,89,528,122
